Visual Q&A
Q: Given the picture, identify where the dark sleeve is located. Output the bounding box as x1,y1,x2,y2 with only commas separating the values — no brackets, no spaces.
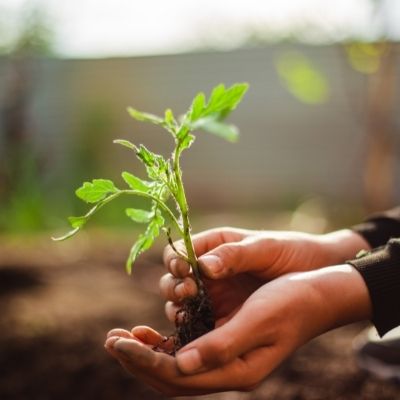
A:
348,239,400,336
352,206,400,248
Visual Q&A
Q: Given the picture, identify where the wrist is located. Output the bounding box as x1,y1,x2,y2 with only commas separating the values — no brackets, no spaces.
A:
320,229,371,265
304,264,372,332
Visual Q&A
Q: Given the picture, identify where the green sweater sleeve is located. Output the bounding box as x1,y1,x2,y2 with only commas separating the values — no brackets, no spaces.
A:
348,239,400,336
349,207,400,336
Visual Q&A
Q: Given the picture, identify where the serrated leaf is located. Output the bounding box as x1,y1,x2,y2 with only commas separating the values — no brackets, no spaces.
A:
136,144,156,166
126,235,147,274
121,171,152,192
193,118,239,142
113,139,137,151
189,92,205,122
205,83,249,117
136,145,168,181
207,84,225,111
68,215,87,229
76,179,118,203
125,208,153,223
125,212,165,273
127,107,164,125
222,83,249,111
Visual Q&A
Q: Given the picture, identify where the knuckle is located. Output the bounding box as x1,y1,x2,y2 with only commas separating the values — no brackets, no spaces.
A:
220,242,245,272
182,277,197,297
208,338,234,365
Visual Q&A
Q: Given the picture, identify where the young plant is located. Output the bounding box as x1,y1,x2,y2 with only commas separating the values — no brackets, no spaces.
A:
54,82,248,351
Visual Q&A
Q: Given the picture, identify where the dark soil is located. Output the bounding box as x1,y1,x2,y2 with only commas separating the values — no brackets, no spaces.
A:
156,277,214,353
1,234,400,400
173,285,214,350
153,278,214,355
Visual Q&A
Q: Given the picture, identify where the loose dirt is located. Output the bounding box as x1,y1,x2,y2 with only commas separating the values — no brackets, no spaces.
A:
0,233,399,400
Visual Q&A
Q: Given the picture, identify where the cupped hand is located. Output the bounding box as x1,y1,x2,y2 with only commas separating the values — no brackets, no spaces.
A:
105,265,372,396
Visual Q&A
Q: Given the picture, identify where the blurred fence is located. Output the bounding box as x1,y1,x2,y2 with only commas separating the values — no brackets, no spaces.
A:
0,43,399,230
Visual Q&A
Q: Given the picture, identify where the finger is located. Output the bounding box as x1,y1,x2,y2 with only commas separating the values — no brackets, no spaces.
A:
106,328,133,339
112,337,244,395
198,235,277,279
175,277,198,299
114,337,176,369
175,304,260,374
165,301,189,324
159,273,198,302
111,338,185,395
105,335,130,360
163,228,248,277
159,273,181,300
165,301,182,322
131,325,165,346
110,333,285,395
166,250,191,278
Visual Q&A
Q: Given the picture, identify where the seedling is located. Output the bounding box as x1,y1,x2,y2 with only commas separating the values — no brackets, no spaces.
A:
54,82,248,351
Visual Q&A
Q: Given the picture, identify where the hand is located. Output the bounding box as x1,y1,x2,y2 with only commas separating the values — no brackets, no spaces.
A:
163,227,370,283
105,265,372,396
160,227,370,322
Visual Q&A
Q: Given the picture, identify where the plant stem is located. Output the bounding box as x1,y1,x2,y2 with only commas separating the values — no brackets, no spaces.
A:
172,145,202,287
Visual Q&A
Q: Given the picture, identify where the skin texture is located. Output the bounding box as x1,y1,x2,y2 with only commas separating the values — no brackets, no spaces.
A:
104,227,372,396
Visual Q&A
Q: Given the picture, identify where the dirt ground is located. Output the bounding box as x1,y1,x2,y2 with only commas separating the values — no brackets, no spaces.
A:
1,232,399,400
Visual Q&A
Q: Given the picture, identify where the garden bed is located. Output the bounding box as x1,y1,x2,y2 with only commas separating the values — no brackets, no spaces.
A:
0,234,399,400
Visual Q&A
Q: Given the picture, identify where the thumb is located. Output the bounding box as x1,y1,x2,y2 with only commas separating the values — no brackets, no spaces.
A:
198,238,269,279
175,309,253,374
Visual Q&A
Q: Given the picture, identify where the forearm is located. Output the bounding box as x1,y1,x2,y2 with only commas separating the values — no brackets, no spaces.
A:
319,229,371,265
284,264,372,347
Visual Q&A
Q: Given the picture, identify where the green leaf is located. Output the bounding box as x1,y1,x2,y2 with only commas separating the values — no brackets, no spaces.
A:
121,171,152,192
221,83,249,112
189,92,205,122
136,144,156,166
136,145,168,181
176,125,190,140
192,118,239,142
125,211,165,273
204,83,249,117
126,235,147,274
164,108,177,133
125,208,153,223
179,133,195,150
76,179,118,203
113,139,137,151
127,107,164,125
68,215,87,229
206,84,225,113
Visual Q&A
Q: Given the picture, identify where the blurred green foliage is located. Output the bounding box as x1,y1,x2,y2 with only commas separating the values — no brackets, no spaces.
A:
0,6,54,232
275,50,329,105
344,42,389,75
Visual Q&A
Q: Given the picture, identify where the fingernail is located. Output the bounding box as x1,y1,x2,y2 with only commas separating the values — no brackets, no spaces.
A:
199,255,223,276
105,336,120,348
177,348,202,374
174,282,185,300
170,258,178,270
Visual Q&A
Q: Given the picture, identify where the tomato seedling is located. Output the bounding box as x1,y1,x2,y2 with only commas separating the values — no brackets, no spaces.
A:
54,82,248,350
